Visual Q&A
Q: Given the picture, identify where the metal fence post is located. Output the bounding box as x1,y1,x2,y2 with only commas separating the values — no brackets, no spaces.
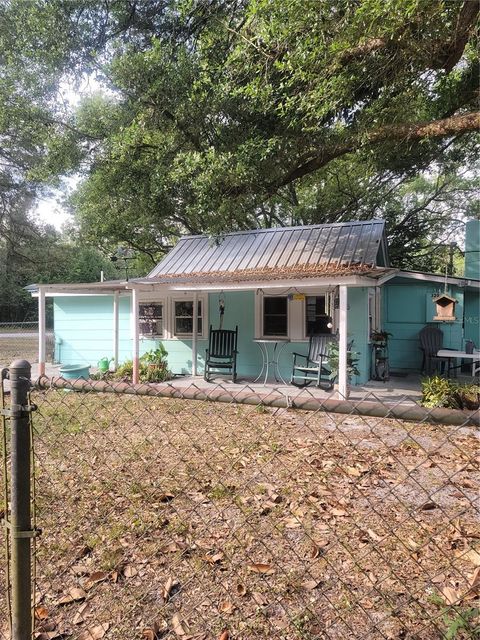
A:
9,359,33,640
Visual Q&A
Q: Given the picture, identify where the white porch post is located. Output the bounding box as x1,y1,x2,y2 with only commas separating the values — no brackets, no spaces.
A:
38,287,46,375
113,291,119,370
131,287,140,384
338,285,348,399
192,291,198,376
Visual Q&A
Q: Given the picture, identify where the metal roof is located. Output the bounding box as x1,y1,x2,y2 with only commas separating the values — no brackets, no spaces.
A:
148,220,388,278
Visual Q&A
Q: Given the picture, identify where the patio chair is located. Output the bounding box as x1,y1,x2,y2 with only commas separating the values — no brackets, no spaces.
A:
204,325,238,383
290,334,337,389
418,326,449,375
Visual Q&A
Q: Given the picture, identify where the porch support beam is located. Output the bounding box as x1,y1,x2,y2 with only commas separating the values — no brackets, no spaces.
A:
192,291,198,376
113,291,119,370
338,285,348,399
131,287,140,384
38,287,46,375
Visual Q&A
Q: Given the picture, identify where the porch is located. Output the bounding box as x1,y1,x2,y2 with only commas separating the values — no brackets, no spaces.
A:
34,274,391,400
33,361,424,406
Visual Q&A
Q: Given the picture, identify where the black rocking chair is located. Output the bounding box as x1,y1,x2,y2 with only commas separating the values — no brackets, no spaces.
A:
290,334,337,389
204,325,238,382
418,326,449,375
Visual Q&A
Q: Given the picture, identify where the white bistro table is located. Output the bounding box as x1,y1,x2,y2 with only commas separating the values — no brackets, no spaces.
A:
253,338,290,385
437,349,480,377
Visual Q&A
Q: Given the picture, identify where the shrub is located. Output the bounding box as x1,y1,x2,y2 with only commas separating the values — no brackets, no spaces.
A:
327,341,360,382
104,346,172,383
421,376,480,410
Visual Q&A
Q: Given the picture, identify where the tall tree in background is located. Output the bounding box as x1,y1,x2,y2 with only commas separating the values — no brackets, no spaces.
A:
0,0,122,320
1,0,479,274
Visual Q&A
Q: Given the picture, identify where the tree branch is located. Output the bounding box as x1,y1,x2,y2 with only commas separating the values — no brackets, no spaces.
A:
437,0,480,73
274,112,480,192
337,1,479,73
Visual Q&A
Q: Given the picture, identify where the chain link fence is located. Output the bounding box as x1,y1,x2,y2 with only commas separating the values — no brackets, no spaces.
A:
0,324,54,366
1,365,480,639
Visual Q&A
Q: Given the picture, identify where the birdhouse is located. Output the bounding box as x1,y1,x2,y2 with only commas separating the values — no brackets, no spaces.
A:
432,293,457,322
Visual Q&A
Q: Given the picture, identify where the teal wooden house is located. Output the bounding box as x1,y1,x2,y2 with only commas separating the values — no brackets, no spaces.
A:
31,219,480,395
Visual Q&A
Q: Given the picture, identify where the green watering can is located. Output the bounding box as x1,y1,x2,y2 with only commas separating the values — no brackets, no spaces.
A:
98,357,113,373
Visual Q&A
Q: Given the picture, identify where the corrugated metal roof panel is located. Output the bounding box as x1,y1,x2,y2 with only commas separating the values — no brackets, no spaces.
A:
148,220,387,278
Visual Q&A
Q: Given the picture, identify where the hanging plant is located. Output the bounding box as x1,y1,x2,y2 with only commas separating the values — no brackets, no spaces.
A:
370,330,392,343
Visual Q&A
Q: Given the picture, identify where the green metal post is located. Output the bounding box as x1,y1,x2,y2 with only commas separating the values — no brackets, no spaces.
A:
9,359,32,640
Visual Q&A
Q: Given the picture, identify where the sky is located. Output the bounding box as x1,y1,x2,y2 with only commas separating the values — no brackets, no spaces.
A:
35,191,72,230
33,76,105,230
34,174,81,230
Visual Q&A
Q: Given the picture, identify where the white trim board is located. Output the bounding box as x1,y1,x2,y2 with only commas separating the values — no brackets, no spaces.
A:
383,271,480,288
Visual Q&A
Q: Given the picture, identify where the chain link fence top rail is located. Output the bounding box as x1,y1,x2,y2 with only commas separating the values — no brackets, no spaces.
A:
0,324,54,366
1,373,480,640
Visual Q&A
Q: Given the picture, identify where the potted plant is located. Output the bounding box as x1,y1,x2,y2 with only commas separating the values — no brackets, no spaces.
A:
370,330,392,344
327,341,360,398
140,345,171,382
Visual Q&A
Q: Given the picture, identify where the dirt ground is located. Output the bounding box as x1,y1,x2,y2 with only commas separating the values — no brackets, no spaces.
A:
0,330,54,366
1,388,479,639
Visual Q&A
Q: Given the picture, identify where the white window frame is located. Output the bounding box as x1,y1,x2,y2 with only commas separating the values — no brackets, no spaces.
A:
138,295,165,339
261,294,289,339
255,288,334,341
138,302,164,338
169,294,208,339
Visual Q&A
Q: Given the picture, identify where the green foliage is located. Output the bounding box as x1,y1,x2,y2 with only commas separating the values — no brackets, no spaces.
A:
429,592,480,639
0,205,117,322
327,341,360,382
421,376,480,410
1,0,477,267
140,346,171,383
0,0,478,272
141,345,168,365
112,346,172,383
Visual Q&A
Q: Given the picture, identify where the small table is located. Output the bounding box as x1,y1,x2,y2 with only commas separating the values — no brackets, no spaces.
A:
437,349,480,377
253,339,290,385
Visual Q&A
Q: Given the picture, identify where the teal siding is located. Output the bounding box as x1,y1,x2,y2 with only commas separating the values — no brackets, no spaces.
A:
208,290,261,377
383,281,465,372
347,288,370,385
465,219,480,280
464,291,479,345
53,288,371,383
54,296,133,366
141,336,208,376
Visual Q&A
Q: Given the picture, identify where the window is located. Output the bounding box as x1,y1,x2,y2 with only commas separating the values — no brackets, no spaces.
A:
305,296,331,335
139,303,163,337
263,296,288,336
174,300,203,336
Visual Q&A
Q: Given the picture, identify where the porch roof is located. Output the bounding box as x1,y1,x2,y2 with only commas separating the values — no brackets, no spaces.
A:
132,263,394,287
27,266,397,295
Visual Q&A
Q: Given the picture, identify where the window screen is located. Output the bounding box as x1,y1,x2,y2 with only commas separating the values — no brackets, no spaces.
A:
263,297,288,336
139,303,163,337
305,296,331,335
174,300,202,335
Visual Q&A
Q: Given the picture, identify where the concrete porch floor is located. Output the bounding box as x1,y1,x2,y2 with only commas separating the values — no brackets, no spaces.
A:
29,362,429,407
